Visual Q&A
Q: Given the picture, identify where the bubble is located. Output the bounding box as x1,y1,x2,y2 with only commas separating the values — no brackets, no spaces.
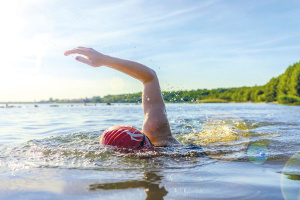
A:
195,113,250,162
247,143,268,164
110,77,124,91
281,152,300,200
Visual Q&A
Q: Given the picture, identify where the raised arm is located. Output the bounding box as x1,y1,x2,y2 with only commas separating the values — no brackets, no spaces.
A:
64,47,179,146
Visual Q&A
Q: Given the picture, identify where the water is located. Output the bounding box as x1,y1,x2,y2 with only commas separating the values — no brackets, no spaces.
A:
0,103,299,200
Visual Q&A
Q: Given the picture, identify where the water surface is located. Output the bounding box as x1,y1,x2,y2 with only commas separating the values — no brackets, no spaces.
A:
0,103,299,199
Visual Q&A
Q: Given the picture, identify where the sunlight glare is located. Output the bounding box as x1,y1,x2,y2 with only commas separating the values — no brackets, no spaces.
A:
0,1,50,99
0,1,49,73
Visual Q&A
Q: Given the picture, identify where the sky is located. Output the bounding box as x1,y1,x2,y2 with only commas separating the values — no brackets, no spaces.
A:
0,0,300,102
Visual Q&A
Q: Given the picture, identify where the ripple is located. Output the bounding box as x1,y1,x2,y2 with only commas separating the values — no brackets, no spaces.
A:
0,103,299,199
0,133,212,171
166,180,261,200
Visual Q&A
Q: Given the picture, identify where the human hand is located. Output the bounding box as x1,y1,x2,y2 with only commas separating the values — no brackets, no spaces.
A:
64,47,108,67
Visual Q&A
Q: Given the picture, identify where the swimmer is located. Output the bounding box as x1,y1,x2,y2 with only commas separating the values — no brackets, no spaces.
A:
64,47,179,149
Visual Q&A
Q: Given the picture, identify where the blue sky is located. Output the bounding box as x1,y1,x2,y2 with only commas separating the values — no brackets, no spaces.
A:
1,0,300,101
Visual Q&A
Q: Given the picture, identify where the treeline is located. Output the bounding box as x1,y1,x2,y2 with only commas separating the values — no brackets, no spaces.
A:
91,93,143,103
89,61,300,104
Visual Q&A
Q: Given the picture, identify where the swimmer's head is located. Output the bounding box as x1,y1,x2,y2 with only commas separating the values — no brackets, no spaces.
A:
100,125,154,151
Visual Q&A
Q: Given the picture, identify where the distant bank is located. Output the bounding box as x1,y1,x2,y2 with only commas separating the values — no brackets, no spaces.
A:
1,62,300,105
90,61,300,106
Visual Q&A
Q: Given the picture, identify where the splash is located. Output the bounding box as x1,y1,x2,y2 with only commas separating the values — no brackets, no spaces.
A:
184,113,250,161
0,131,209,172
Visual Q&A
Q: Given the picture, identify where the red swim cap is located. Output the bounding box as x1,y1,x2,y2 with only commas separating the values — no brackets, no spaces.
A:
100,125,154,151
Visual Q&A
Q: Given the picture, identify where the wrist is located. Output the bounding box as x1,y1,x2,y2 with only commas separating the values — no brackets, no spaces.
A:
100,54,112,66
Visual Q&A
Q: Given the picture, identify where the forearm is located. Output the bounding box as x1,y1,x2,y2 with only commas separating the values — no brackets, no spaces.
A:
102,55,156,83
64,47,156,83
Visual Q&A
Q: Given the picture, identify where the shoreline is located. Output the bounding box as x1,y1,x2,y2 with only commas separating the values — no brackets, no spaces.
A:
1,101,299,106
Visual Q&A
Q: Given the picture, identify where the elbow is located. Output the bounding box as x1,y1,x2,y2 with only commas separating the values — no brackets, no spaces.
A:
143,68,157,83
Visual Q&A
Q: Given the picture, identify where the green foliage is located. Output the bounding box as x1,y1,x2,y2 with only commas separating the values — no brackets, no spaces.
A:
278,95,300,105
49,61,300,105
290,63,300,96
91,96,102,103
277,62,300,97
264,77,279,102
99,93,142,103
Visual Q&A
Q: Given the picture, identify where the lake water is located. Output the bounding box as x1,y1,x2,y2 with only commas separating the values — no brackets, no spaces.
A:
0,103,299,200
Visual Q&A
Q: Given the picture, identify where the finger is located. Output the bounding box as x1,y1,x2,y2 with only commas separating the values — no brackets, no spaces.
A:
75,56,93,65
64,48,89,56
77,46,90,49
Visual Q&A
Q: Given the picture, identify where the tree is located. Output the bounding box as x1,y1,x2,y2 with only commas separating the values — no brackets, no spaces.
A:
264,77,279,102
278,65,293,96
290,63,300,97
